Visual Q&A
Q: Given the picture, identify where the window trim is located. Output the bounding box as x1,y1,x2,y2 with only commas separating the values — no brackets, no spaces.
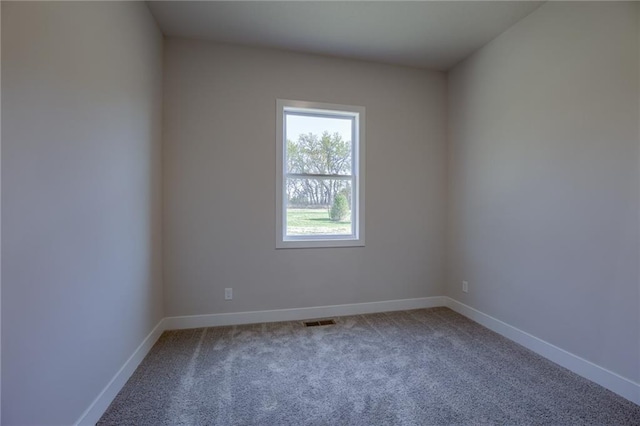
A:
276,99,365,249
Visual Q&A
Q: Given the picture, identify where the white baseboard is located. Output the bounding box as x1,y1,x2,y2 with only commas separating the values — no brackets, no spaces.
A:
444,297,640,405
163,296,446,330
74,319,166,426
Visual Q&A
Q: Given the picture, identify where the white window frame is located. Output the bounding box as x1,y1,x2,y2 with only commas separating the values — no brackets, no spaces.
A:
276,99,365,249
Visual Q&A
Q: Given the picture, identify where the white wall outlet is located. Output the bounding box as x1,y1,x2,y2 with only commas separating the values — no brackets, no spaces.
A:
462,281,469,293
225,288,233,300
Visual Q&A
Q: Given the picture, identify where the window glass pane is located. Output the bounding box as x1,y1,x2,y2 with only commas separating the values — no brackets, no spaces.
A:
286,177,353,236
285,114,352,175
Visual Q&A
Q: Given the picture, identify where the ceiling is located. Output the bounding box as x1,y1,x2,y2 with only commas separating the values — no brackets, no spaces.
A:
147,1,544,71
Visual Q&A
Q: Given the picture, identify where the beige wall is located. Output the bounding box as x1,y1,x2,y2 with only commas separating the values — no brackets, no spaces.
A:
2,2,163,424
163,39,447,316
1,3,3,422
447,1,640,382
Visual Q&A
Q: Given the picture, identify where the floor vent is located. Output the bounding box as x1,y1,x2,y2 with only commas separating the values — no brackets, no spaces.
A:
303,319,336,327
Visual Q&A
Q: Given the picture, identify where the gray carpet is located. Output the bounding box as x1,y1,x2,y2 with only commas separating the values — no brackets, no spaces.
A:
99,307,640,425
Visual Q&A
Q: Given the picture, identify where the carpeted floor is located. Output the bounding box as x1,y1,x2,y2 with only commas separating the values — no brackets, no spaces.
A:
99,307,640,425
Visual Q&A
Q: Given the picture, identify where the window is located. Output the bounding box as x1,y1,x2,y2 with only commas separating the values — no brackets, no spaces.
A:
276,99,365,248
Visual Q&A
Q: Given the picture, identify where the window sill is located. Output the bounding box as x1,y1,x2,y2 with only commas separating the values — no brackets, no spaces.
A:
276,237,365,249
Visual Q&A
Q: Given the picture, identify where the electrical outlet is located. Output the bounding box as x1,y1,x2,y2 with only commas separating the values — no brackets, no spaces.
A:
462,281,469,293
225,288,233,300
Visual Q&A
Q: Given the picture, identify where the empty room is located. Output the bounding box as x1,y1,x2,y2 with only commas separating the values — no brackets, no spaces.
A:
2,1,640,424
